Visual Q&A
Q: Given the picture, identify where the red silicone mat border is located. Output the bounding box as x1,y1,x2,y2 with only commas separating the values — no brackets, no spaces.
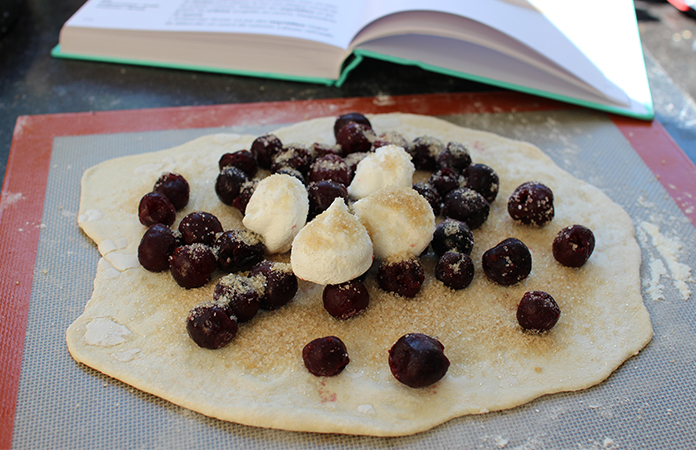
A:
0,92,691,448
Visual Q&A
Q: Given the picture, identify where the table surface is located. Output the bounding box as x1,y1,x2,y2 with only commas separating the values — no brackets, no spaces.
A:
2,0,696,190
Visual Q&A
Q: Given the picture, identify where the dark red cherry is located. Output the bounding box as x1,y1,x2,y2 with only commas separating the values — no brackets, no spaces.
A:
271,144,312,177
436,251,474,290
215,166,248,206
153,172,190,210
307,180,349,220
310,142,341,158
429,168,460,198
138,192,176,227
336,122,375,155
307,154,352,186
137,223,180,272
250,133,283,170
213,274,261,323
437,141,471,173
371,131,408,150
388,333,450,388
322,279,370,320
302,336,350,377
377,256,424,298
178,211,223,246
482,238,532,286
442,187,490,230
517,291,561,332
412,182,441,216
249,260,298,310
553,225,595,267
431,218,474,256
170,244,217,289
274,166,305,185
508,181,554,226
408,136,444,171
186,304,238,349
462,164,499,204
333,112,372,138
214,229,265,273
231,180,256,214
218,150,258,178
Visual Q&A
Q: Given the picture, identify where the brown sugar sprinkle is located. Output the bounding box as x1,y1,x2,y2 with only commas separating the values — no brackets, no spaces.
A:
203,180,605,381
299,203,366,254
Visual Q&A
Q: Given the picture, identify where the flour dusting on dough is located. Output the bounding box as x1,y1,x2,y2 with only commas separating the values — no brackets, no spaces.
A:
85,318,132,346
639,221,693,300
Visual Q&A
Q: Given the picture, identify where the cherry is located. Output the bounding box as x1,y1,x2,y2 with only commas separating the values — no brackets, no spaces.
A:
138,192,176,227
388,333,450,388
553,225,595,267
213,274,261,322
231,180,256,214
372,131,408,150
178,211,223,246
508,181,554,226
462,164,499,204
322,279,370,320
429,168,460,197
214,229,265,273
336,122,375,155
333,112,372,138
251,133,283,170
137,223,180,272
310,142,341,158
408,136,444,171
517,291,561,332
274,166,305,185
482,238,532,286
412,182,441,216
153,172,190,210
302,336,350,377
431,218,474,256
249,261,298,310
186,304,238,349
436,251,475,290
437,141,471,173
218,150,258,178
442,187,490,230
215,166,248,206
307,180,349,220
307,154,352,186
271,144,312,177
343,152,369,178
377,256,424,298
170,244,217,289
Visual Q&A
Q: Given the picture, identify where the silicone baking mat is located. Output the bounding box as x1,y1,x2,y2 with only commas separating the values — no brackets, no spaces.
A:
2,93,696,449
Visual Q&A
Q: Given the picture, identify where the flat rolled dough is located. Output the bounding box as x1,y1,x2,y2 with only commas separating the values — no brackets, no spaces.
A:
68,113,652,437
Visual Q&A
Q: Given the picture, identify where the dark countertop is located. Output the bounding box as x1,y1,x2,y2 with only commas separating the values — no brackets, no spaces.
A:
1,0,696,189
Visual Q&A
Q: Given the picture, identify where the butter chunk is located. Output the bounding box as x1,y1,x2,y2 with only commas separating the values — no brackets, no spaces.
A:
291,198,373,285
243,174,308,254
353,186,435,260
347,145,415,200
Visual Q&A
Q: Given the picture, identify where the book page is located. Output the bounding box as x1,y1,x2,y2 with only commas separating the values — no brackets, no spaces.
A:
65,0,367,48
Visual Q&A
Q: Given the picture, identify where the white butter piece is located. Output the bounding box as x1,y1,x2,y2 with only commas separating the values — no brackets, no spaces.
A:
291,199,373,285
243,174,309,254
347,145,414,200
353,186,435,260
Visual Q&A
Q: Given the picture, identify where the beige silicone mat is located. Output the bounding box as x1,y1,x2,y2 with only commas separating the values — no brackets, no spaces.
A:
11,110,696,449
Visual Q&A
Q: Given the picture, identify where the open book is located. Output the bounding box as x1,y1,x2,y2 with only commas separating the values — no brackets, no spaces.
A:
52,0,654,120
